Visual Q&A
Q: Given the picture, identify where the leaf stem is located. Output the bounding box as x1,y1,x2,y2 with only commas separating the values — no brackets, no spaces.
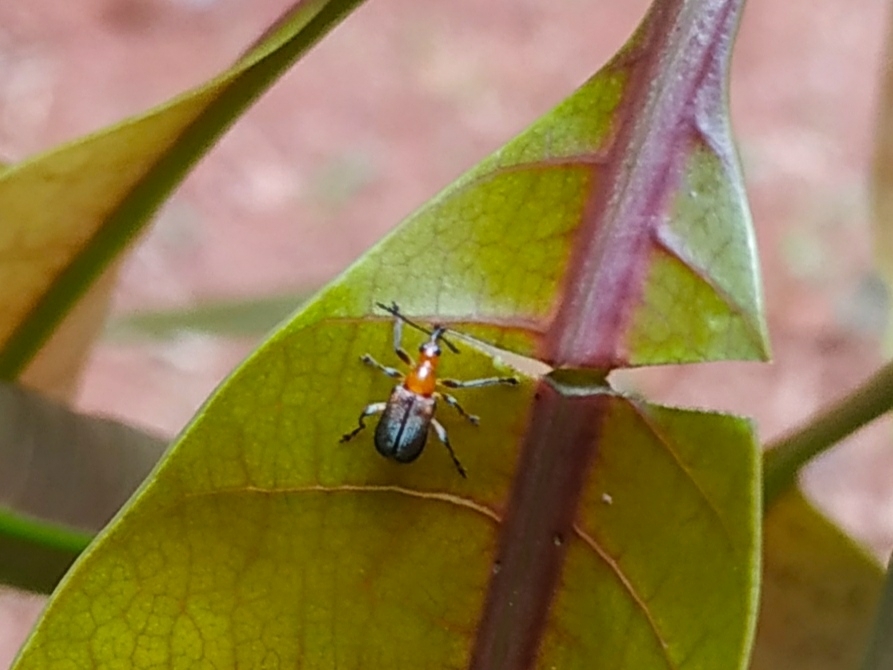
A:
763,359,893,508
0,509,91,594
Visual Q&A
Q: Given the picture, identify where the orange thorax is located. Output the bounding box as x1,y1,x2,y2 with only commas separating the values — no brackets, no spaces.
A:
404,353,439,396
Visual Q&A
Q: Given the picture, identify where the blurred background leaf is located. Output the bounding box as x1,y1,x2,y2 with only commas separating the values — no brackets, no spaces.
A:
0,0,364,390
752,490,883,670
0,382,165,593
104,291,310,343
859,552,893,670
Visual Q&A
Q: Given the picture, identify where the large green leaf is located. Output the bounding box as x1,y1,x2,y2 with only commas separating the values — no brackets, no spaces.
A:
13,325,759,667
12,0,764,667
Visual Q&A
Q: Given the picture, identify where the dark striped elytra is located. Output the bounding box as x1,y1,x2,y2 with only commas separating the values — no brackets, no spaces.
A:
374,385,435,464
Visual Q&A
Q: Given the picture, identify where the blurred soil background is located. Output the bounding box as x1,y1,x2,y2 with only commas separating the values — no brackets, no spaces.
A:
0,0,891,664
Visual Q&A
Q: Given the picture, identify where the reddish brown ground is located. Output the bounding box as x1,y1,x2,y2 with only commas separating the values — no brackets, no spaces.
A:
1,0,892,664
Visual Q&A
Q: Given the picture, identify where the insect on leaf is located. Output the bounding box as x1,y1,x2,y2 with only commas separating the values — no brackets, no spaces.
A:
12,0,764,668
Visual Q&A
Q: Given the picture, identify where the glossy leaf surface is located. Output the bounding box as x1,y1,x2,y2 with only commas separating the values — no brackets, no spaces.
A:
14,317,760,667
289,0,768,370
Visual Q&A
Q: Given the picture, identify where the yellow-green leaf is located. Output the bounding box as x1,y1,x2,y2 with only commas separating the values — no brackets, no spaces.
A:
12,312,760,667
287,0,768,370
19,266,119,402
752,490,883,670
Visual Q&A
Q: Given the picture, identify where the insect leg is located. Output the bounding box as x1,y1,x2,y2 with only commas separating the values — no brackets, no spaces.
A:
430,418,467,478
340,402,387,442
391,317,413,366
360,354,403,379
440,376,519,389
436,391,480,425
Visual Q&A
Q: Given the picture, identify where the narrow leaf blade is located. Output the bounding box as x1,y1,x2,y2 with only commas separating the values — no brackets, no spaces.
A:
0,0,364,380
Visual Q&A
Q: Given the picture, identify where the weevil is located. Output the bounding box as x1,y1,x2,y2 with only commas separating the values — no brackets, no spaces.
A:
340,302,518,477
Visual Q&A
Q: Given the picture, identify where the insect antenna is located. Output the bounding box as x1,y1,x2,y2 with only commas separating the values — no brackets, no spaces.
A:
375,302,460,353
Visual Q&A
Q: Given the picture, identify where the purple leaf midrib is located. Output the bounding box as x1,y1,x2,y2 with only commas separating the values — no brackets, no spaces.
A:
469,1,745,668
545,0,739,369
